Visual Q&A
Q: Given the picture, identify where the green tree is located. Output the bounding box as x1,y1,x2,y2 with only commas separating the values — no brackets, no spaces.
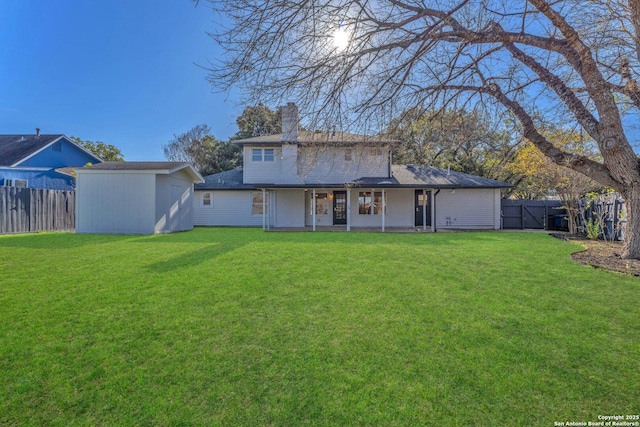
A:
70,136,124,162
163,124,241,176
232,103,282,140
385,108,516,181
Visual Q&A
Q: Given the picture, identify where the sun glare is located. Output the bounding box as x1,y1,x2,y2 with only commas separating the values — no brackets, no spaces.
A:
333,28,350,51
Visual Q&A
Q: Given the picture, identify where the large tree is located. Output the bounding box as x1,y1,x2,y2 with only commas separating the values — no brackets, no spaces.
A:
232,103,282,140
385,108,516,181
202,0,640,258
163,124,241,176
69,136,124,162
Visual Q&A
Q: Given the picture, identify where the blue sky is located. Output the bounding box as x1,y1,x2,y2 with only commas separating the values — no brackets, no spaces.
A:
0,0,242,161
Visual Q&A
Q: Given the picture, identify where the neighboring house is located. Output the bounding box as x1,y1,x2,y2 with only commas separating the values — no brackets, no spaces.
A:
75,162,204,235
194,102,512,231
0,132,102,190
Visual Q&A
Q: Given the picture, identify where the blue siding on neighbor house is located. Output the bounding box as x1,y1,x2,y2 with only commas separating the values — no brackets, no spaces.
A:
0,168,76,190
17,138,98,168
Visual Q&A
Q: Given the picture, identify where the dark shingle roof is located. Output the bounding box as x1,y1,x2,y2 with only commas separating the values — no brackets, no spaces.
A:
0,134,64,166
356,165,512,188
196,165,512,190
232,131,398,146
195,168,256,190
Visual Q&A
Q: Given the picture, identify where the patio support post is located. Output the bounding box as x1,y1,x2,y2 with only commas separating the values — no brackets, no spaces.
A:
262,188,266,231
346,188,351,231
431,190,436,232
381,190,385,232
312,188,316,231
423,189,427,231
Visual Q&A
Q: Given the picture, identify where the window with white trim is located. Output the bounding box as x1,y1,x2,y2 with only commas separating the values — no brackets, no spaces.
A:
359,191,384,214
369,148,383,156
252,191,269,215
202,192,212,207
3,179,27,188
312,193,328,215
251,148,275,162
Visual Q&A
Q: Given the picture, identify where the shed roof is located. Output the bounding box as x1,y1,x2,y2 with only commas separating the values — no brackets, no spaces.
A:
78,161,204,183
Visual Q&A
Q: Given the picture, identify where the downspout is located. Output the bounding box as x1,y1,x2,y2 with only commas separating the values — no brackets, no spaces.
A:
432,189,440,232
312,188,316,232
262,188,266,231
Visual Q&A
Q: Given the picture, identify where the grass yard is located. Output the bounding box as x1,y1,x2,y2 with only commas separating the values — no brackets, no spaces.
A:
0,228,639,426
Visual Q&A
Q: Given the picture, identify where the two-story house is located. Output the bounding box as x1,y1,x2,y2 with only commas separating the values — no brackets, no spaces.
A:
194,103,511,231
0,132,103,190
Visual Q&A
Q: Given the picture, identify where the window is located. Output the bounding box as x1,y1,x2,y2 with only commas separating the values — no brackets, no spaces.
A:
202,192,212,207
313,193,328,215
373,191,384,214
252,148,275,162
359,191,384,214
358,192,371,214
369,148,383,156
252,191,269,215
345,149,352,161
3,179,27,188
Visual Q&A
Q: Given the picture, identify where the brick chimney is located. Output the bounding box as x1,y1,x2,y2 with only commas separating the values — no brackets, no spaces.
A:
281,102,298,142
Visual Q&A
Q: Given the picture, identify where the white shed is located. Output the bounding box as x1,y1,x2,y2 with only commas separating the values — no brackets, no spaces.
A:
76,162,204,234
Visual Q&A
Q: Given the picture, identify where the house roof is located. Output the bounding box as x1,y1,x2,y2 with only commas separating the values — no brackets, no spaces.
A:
77,161,204,183
0,134,64,166
195,167,255,190
232,130,398,146
196,164,512,190
360,165,513,189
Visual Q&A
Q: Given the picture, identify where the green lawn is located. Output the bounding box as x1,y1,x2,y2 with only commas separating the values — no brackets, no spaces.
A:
0,228,638,426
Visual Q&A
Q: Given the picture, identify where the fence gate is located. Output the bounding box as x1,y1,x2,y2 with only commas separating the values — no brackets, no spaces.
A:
523,205,546,229
501,200,566,231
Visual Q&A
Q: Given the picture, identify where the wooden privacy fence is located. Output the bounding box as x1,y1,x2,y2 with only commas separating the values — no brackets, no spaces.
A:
501,200,568,231
0,187,75,234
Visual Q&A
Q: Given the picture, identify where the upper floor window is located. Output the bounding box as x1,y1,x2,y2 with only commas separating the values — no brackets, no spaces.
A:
252,148,275,162
3,179,27,188
345,149,352,161
369,148,383,156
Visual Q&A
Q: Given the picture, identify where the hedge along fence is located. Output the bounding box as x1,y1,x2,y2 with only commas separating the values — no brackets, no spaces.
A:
0,187,75,234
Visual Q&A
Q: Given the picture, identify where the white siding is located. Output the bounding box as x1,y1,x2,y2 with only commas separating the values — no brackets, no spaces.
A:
347,189,413,228
435,188,499,229
193,190,273,227
298,146,389,183
76,172,156,234
275,190,305,227
243,146,283,184
155,172,194,233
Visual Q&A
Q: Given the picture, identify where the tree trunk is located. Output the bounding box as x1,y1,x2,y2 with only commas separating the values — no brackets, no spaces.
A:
622,186,640,259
